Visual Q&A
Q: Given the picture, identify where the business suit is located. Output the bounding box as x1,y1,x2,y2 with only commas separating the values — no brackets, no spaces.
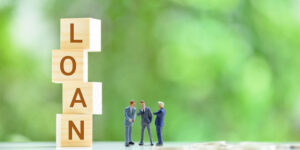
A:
154,108,165,145
137,107,153,145
124,106,136,145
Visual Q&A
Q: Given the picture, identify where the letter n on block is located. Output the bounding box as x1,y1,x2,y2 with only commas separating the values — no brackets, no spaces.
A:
63,82,102,114
60,18,101,51
52,50,87,83
56,114,92,147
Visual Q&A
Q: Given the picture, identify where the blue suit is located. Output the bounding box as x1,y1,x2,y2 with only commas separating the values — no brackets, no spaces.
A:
137,107,153,144
124,106,136,145
153,108,165,145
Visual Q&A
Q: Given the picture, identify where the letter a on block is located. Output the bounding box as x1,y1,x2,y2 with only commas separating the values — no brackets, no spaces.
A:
70,88,87,108
63,82,102,114
60,18,101,51
56,114,92,147
52,50,88,83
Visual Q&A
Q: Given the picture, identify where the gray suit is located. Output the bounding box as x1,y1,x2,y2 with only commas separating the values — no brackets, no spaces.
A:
124,106,136,145
137,107,153,144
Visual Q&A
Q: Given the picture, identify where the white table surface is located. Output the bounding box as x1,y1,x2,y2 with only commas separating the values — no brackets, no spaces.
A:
0,142,191,150
1,142,300,150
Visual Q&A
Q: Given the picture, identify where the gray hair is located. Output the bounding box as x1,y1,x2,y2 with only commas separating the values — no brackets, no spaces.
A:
158,101,164,107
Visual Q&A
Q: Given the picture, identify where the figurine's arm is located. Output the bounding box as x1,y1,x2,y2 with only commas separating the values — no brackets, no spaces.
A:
137,109,141,116
124,109,130,121
153,109,162,115
133,109,136,121
149,109,153,122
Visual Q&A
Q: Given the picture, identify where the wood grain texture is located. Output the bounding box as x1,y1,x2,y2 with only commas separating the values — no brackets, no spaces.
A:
63,82,102,114
52,50,87,83
56,114,93,147
60,18,101,51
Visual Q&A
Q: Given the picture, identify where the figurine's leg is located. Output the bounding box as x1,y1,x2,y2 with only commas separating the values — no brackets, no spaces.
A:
140,125,145,144
147,124,153,144
125,126,129,145
156,126,160,144
129,125,132,142
160,127,163,144
157,126,163,144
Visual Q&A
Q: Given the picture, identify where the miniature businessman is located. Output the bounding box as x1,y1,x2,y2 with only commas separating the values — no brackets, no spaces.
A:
124,100,136,147
153,101,166,146
137,100,153,146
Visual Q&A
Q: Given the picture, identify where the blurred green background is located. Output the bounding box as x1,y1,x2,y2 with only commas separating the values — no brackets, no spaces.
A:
1,0,300,142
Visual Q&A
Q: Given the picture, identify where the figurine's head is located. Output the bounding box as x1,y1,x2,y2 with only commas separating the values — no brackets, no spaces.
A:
158,101,164,109
130,100,135,108
140,100,145,108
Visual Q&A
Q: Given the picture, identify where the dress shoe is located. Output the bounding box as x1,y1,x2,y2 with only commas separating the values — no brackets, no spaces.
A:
139,143,144,146
125,144,130,147
129,141,135,145
156,143,163,146
150,143,154,146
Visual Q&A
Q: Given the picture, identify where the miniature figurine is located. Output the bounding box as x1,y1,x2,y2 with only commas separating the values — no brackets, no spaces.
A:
153,101,166,146
124,100,136,147
137,100,153,146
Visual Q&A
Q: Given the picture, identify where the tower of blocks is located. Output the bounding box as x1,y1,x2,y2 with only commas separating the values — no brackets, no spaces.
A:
52,18,102,147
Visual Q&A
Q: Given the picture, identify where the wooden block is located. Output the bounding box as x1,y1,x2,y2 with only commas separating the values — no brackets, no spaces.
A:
56,147,92,150
60,18,101,51
63,82,102,114
56,114,92,147
153,147,189,150
52,50,87,83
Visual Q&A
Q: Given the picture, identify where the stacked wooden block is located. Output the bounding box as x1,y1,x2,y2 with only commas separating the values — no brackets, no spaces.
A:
52,18,102,147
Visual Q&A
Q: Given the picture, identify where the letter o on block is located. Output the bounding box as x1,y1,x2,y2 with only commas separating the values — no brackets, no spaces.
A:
52,50,87,83
60,56,76,76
